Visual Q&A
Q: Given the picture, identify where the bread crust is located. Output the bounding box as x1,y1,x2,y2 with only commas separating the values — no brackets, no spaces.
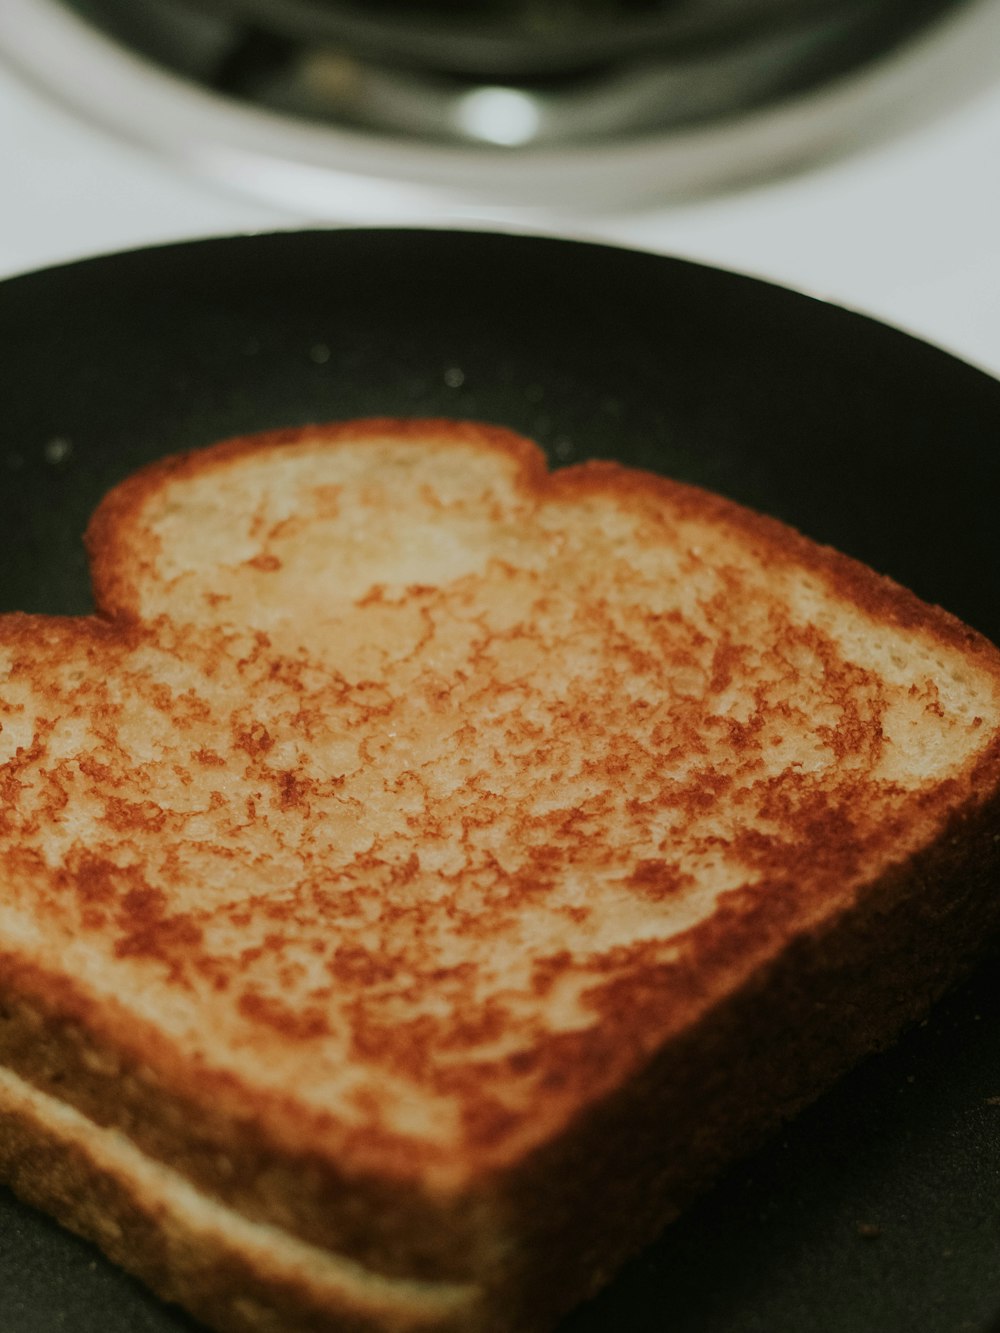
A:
2,418,1000,1330
85,417,1000,665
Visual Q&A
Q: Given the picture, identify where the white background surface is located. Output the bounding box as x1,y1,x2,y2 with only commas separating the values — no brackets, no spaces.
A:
2,12,1000,379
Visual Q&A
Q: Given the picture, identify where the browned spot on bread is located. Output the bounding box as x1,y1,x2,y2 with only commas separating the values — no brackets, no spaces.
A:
238,990,331,1040
627,860,693,901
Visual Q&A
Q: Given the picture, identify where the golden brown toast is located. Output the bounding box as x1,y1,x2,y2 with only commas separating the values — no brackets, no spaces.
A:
2,417,1000,1332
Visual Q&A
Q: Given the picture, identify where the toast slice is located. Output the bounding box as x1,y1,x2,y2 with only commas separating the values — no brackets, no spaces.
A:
2,418,1000,1332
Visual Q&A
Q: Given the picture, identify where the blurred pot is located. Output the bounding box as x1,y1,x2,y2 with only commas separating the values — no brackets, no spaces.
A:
194,0,871,77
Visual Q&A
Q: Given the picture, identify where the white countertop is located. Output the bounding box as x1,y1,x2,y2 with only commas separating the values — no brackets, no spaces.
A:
3,15,1000,379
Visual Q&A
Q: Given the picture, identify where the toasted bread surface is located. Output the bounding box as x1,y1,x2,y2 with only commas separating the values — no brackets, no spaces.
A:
2,419,1000,1329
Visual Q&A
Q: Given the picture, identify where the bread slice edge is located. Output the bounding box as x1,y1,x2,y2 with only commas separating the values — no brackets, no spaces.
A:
0,1062,481,1333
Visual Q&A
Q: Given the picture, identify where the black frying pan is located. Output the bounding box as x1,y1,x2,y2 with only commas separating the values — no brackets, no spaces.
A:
1,228,1000,1333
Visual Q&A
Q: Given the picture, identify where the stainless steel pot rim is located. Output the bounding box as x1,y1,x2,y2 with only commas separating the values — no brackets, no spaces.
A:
1,0,999,214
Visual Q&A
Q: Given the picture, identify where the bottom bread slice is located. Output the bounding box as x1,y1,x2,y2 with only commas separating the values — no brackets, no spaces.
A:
0,1064,479,1333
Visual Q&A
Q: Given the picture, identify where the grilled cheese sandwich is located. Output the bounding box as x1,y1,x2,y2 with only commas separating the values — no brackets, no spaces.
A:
2,418,999,1331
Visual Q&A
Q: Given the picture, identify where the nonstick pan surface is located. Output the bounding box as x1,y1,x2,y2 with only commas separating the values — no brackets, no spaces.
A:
1,228,1000,1333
